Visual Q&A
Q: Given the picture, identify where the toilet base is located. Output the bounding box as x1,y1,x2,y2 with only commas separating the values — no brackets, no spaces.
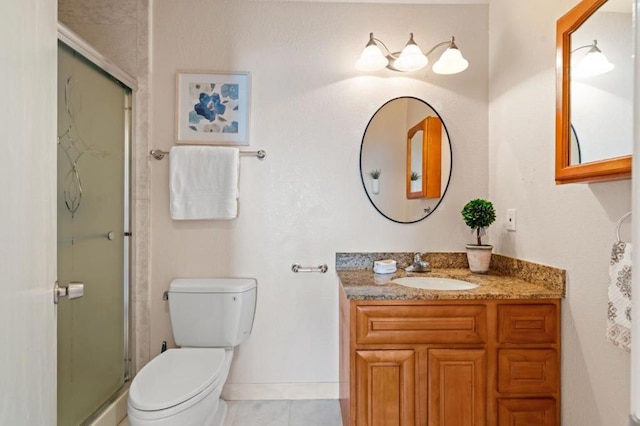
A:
128,397,227,426
211,399,227,425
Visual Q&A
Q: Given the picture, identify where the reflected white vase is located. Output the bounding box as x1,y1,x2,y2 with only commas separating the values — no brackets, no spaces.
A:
372,178,380,194
410,180,420,192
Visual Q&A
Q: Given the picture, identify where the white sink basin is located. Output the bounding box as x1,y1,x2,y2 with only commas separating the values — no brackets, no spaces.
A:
391,276,478,291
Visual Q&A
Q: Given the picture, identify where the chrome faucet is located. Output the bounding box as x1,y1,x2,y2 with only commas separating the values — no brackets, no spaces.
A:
406,252,431,272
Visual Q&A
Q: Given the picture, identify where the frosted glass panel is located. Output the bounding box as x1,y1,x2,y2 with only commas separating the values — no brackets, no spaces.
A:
57,41,129,425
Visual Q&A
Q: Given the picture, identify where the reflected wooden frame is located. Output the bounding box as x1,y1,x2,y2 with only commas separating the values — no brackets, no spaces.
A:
406,117,442,199
555,0,631,184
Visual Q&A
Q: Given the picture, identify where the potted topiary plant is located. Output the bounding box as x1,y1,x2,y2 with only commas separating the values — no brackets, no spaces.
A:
370,169,381,194
461,198,496,274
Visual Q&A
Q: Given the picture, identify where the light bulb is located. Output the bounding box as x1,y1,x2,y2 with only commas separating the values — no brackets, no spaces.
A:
432,46,469,75
355,34,389,71
573,49,614,78
393,34,428,72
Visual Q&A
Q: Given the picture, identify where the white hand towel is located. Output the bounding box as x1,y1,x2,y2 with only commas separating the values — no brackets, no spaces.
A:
607,241,632,351
169,146,239,220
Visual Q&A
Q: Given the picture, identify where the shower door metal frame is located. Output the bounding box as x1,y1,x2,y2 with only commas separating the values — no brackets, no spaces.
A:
57,21,136,424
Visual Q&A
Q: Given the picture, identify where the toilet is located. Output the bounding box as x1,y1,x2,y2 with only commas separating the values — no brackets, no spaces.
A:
127,278,257,426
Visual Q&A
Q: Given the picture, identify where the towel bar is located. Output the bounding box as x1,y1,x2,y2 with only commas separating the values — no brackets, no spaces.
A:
150,149,266,160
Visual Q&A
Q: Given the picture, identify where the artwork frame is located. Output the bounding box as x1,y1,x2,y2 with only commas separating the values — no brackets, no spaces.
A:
176,71,251,145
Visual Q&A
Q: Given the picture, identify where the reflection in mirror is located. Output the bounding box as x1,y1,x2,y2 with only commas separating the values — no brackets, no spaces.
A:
407,117,442,199
408,126,424,197
556,0,632,183
570,124,582,165
360,97,452,224
569,0,632,165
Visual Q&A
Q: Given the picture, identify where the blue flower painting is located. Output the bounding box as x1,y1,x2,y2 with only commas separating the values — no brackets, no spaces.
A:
189,82,238,133
194,92,226,122
177,72,249,145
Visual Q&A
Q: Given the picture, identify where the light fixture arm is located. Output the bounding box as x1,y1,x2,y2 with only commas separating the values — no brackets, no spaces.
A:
424,36,457,57
372,34,457,59
356,33,469,75
571,39,599,54
369,33,401,60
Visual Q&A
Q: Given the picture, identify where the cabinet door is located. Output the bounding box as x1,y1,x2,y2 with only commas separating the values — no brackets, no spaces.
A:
428,349,486,426
356,350,416,426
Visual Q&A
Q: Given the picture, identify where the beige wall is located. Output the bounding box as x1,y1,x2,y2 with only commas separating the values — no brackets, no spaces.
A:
488,0,631,424
150,0,489,396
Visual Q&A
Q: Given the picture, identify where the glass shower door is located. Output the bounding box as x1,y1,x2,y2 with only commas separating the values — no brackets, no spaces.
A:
57,41,130,425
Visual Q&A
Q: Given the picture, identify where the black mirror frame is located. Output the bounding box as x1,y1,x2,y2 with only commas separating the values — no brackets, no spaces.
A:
359,96,453,224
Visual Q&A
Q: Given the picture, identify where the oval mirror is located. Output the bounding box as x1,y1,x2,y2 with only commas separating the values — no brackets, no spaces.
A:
360,97,452,223
556,0,633,183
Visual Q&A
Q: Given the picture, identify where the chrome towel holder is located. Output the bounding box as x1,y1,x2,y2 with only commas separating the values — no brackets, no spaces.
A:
150,149,267,161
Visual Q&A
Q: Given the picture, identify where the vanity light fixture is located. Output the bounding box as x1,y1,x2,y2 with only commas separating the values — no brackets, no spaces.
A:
571,39,615,77
355,33,469,75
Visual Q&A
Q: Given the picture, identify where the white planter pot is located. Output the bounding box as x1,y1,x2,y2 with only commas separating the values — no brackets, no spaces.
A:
465,244,493,274
372,178,380,194
410,180,420,192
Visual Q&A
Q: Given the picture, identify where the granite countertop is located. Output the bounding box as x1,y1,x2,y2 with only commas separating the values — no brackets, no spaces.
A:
336,252,566,301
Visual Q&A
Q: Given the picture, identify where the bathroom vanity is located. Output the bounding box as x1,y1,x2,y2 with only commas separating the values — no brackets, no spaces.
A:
337,253,565,426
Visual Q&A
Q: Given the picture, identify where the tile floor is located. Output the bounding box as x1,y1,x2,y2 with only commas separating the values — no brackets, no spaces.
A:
118,399,342,426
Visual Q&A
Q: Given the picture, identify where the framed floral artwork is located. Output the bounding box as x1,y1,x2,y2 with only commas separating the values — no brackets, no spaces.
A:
175,71,250,145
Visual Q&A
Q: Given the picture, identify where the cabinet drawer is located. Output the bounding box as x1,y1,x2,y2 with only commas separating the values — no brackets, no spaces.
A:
498,349,558,394
498,398,556,426
356,305,486,345
498,304,558,344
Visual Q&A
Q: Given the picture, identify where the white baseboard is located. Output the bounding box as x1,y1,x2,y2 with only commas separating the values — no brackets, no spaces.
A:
222,382,339,400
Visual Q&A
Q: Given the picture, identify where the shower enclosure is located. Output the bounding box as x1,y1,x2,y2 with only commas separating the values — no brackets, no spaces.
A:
57,32,133,425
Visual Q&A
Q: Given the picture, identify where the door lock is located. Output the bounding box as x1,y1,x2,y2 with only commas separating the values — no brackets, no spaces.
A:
54,281,85,304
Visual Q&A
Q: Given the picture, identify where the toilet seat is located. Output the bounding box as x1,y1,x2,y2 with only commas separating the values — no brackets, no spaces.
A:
129,348,226,414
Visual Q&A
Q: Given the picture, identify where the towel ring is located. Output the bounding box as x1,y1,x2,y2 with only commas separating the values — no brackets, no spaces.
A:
615,211,632,242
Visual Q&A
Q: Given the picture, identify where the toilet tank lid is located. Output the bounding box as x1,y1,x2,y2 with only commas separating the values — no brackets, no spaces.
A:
170,278,257,293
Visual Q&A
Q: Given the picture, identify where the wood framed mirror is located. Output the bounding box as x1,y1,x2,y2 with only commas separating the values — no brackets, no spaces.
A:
556,0,632,184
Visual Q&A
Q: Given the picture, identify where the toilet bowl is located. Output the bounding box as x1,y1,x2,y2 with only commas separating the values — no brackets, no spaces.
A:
128,348,233,426
127,278,257,426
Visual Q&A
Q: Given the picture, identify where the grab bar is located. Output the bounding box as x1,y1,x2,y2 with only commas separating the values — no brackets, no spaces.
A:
291,264,328,273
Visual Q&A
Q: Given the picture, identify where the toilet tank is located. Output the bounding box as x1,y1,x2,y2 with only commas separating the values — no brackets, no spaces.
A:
168,278,257,348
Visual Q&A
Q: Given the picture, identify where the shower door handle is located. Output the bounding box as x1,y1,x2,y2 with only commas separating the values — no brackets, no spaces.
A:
54,281,85,304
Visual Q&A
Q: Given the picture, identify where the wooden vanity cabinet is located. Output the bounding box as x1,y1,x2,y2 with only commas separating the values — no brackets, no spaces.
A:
339,292,561,426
